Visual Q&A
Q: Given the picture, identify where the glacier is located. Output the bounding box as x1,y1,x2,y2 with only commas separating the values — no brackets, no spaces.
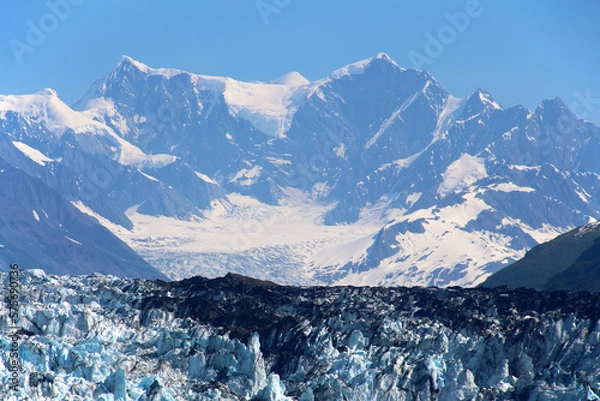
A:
1,269,600,400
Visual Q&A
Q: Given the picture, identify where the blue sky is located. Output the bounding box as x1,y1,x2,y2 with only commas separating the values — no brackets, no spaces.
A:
1,0,599,125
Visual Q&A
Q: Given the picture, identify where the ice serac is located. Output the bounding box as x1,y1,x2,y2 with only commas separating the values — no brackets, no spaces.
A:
1,270,599,400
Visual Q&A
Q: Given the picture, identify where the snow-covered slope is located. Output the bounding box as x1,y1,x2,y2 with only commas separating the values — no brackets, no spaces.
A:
1,270,599,400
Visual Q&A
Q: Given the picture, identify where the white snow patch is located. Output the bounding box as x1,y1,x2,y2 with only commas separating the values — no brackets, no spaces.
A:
118,145,177,168
478,91,503,110
270,71,310,86
376,152,421,173
229,166,262,187
501,216,566,244
488,183,535,193
333,143,347,158
195,171,218,185
71,201,130,232
223,78,307,138
310,234,375,268
575,188,591,204
139,170,160,182
266,157,291,166
64,236,82,246
432,95,462,142
509,164,541,173
438,154,487,198
365,91,419,150
312,182,331,198
81,97,131,136
12,141,54,166
577,220,600,237
336,193,518,288
438,192,491,228
406,192,422,207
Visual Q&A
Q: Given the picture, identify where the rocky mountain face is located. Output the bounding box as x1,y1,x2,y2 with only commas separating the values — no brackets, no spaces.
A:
0,158,166,280
482,221,600,292
2,54,600,286
1,270,599,400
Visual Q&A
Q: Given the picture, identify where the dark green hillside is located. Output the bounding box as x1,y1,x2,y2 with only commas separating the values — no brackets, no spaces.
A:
480,223,600,291
544,236,600,292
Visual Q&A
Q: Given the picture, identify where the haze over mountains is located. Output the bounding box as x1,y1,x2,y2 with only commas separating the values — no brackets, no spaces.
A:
1,53,599,286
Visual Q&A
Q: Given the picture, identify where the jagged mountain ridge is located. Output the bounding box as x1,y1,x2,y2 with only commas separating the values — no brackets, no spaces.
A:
0,88,225,225
1,270,599,400
2,53,600,286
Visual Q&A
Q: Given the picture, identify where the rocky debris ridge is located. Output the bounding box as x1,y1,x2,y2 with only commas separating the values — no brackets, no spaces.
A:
1,270,600,400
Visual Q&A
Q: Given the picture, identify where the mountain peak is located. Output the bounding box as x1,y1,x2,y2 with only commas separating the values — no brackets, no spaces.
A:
38,88,59,98
330,53,404,80
465,88,502,110
270,71,310,86
537,97,569,110
373,52,394,62
534,97,574,121
117,55,150,73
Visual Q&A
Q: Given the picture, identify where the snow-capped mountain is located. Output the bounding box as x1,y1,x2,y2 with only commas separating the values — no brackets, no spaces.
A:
1,270,599,400
2,53,600,286
0,88,224,225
